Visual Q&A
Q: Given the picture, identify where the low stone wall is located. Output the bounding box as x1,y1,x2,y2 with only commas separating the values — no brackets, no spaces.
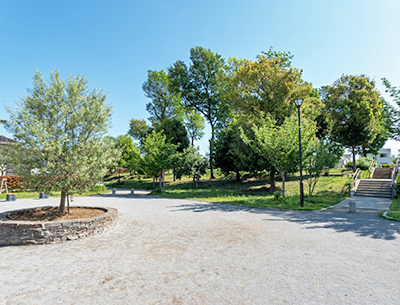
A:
0,206,118,246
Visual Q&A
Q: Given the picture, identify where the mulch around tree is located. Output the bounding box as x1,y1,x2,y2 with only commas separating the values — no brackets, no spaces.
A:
6,207,105,222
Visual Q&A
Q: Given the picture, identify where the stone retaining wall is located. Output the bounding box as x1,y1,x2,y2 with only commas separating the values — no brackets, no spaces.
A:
0,206,118,246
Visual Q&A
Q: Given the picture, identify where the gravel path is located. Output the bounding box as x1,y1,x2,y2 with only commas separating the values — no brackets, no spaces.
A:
1,192,400,304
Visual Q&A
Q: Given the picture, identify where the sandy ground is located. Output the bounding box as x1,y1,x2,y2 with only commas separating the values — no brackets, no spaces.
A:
0,192,400,305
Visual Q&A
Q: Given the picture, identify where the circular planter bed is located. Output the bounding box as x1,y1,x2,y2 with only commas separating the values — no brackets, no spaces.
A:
0,206,118,246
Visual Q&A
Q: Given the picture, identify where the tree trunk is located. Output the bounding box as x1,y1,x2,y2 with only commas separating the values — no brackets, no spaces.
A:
281,171,286,197
59,189,67,214
209,123,216,179
362,146,367,157
235,169,240,182
269,171,276,191
159,171,163,190
352,144,356,172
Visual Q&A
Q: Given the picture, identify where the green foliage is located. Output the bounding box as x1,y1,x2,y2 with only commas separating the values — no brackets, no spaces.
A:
168,46,228,178
323,74,384,171
246,116,317,196
230,51,322,124
143,69,183,125
116,135,142,174
259,46,294,69
355,98,393,157
185,110,205,146
215,117,273,182
127,118,150,142
156,118,189,152
273,190,282,199
171,147,207,188
214,124,242,178
140,130,177,189
382,78,400,140
345,156,374,170
5,69,120,214
304,142,344,197
90,184,108,193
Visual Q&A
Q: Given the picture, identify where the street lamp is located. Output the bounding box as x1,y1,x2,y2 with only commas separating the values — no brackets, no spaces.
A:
293,98,304,207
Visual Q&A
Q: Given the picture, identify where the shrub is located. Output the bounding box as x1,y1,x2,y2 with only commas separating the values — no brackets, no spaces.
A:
273,190,282,199
381,163,392,168
0,175,24,191
396,175,400,195
90,184,108,193
345,156,374,170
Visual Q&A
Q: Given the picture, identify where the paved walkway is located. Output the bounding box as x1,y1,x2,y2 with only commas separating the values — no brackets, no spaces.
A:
1,192,400,304
334,196,392,211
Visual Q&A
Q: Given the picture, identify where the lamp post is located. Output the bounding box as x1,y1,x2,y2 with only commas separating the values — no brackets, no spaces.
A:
293,98,304,207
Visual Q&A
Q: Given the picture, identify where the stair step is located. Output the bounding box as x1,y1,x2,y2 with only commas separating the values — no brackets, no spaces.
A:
355,189,391,193
358,182,391,185
357,185,391,188
356,190,391,194
355,192,392,198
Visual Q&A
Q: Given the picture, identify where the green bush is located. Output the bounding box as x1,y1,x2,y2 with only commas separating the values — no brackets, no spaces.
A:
396,175,400,195
381,163,392,168
345,156,374,170
273,190,282,199
90,184,108,193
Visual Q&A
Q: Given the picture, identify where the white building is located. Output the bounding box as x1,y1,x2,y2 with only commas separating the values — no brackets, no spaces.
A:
335,153,352,168
367,148,397,167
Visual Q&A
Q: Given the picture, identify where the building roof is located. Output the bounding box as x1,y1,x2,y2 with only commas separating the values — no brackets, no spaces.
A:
0,135,18,145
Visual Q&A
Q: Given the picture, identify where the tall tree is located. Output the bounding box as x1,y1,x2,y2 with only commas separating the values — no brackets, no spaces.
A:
155,118,190,152
116,135,142,174
230,49,321,124
142,70,182,125
127,118,151,143
227,49,321,189
248,117,317,197
140,130,176,190
215,117,272,183
304,142,344,197
382,78,400,140
168,46,228,179
322,75,383,171
184,110,205,146
5,70,120,214
172,146,207,188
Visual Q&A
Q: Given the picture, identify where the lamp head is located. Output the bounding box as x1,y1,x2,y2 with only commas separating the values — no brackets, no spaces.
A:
293,98,304,107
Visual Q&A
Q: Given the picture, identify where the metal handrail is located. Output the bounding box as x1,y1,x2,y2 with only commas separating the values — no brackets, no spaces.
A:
369,160,375,179
390,160,399,199
349,168,361,197
391,165,395,181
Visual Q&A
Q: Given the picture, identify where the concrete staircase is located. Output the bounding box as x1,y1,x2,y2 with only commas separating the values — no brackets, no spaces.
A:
372,167,392,179
354,179,392,198
354,167,393,198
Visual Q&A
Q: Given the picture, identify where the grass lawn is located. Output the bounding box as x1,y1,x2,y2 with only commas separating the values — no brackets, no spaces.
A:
384,197,400,221
106,169,353,211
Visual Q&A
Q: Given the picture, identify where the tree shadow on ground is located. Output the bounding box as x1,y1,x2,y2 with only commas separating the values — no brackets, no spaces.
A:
168,201,400,241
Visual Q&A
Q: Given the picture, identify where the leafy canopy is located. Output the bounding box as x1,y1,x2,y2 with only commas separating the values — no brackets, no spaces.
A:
5,70,120,213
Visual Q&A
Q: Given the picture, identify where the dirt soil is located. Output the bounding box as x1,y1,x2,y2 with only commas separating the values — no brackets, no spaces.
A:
6,207,105,222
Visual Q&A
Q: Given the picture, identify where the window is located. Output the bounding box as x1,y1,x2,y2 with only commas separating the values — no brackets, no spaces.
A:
380,153,387,158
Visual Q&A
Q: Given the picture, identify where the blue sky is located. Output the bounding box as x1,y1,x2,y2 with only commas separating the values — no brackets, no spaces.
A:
1,0,400,154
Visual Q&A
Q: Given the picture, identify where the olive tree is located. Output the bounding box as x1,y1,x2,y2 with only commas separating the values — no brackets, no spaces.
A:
5,70,120,214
